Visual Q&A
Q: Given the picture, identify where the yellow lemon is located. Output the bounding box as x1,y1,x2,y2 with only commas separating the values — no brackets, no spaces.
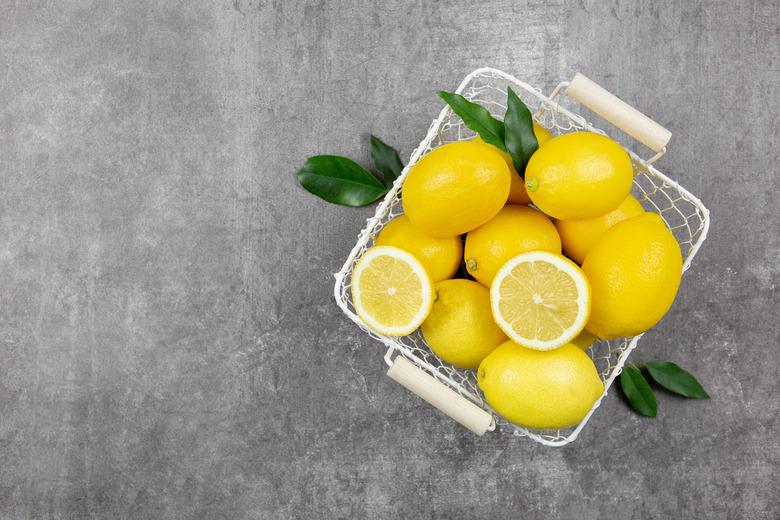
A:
556,195,645,264
351,246,434,336
402,141,510,237
421,279,507,369
525,131,634,219
533,123,554,146
571,330,598,351
375,215,462,282
464,205,561,287
474,123,553,205
490,251,590,350
478,341,604,430
582,213,683,339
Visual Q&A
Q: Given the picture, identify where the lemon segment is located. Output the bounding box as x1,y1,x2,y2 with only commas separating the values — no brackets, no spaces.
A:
490,251,591,351
351,246,434,336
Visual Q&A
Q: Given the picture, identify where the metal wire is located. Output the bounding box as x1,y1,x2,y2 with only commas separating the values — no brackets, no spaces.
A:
333,68,710,447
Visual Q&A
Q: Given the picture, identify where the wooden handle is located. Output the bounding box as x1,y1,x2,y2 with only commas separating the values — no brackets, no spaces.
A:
386,356,494,435
566,73,672,152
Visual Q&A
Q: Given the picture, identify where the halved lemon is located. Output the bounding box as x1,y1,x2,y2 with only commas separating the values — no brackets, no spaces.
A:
351,246,434,336
490,251,591,350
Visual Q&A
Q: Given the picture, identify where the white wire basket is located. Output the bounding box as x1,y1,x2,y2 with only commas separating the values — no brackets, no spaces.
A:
333,68,710,446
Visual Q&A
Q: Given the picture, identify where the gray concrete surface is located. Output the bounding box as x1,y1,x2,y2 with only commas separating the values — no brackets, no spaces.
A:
0,1,777,518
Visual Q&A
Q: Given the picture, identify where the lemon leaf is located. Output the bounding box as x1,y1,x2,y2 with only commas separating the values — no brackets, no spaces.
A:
620,365,657,417
295,155,387,207
370,135,404,189
646,361,709,399
504,87,539,176
437,91,506,151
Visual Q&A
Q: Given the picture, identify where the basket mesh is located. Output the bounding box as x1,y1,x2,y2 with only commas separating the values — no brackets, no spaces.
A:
334,69,709,446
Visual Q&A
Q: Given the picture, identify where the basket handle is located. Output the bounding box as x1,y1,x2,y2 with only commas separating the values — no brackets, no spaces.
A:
566,73,672,153
386,356,494,435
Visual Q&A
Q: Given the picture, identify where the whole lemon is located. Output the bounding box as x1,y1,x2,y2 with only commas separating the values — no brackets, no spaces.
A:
402,141,510,237
421,279,507,369
478,341,603,430
532,123,554,147
474,123,553,205
556,195,645,264
582,213,683,339
375,215,462,282
525,132,634,220
464,205,561,287
570,330,598,351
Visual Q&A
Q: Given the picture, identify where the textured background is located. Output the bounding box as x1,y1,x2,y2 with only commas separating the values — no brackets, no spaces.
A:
1,1,778,518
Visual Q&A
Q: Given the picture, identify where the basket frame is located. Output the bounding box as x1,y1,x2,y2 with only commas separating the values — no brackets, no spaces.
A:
333,67,710,446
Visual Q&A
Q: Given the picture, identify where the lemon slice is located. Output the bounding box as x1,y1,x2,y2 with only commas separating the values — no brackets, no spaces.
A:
490,251,591,350
352,246,434,336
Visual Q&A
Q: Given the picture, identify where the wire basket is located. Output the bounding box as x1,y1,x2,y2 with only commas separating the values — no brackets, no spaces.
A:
333,68,710,446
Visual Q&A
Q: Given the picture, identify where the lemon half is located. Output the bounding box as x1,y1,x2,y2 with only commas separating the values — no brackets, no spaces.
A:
351,246,434,336
490,251,591,350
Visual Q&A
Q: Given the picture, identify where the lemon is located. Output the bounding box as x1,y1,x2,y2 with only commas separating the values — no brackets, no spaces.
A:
582,213,683,339
465,205,561,287
478,341,604,430
351,246,434,336
375,215,462,282
571,330,598,351
525,131,634,220
474,123,553,205
490,251,590,350
402,141,510,237
420,279,507,369
556,195,645,264
532,123,554,146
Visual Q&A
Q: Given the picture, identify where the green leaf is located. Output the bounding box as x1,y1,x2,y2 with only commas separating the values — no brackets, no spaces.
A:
295,155,387,207
646,361,709,399
620,365,657,417
370,135,404,189
437,91,506,151
503,87,539,176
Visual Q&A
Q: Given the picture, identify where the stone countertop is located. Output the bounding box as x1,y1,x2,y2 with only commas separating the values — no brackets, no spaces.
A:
0,1,777,518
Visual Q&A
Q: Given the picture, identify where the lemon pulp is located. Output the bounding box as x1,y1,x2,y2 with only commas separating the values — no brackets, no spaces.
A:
352,246,433,336
490,251,590,350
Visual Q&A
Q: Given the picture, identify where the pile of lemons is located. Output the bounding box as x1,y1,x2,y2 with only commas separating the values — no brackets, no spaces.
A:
351,129,683,430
